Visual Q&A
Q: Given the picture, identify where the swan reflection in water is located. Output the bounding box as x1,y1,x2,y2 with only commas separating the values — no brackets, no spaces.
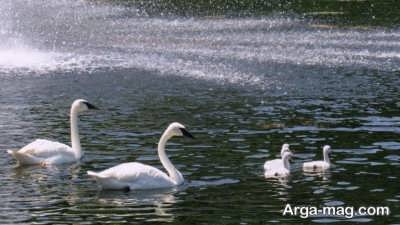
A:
94,188,179,222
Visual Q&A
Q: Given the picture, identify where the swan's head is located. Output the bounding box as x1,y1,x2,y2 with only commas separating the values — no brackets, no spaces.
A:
166,122,195,139
280,143,291,155
323,145,331,154
72,99,98,113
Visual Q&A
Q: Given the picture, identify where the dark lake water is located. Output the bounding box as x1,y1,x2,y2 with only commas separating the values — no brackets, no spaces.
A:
1,0,400,224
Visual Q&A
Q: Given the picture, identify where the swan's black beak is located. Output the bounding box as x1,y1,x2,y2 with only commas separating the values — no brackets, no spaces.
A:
179,128,195,139
84,102,99,110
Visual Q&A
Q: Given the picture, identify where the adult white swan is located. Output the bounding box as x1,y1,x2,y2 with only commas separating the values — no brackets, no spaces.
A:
87,122,194,191
303,145,332,171
264,151,293,178
263,144,291,172
7,99,98,166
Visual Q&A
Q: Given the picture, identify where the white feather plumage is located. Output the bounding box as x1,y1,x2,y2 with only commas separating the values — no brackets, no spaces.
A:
7,99,97,166
303,145,332,171
87,122,193,191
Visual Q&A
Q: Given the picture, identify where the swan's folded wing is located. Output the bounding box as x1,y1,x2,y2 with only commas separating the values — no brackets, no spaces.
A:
263,159,282,171
264,167,289,178
19,139,73,158
98,162,170,183
303,161,329,171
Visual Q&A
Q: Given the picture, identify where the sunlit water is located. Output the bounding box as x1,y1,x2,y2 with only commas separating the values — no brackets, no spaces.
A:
0,0,399,224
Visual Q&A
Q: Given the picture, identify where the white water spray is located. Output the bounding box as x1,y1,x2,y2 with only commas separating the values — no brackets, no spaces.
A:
0,0,399,87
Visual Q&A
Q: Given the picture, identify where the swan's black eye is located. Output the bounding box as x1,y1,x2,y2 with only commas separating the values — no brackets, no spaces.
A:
179,128,195,139
84,102,98,110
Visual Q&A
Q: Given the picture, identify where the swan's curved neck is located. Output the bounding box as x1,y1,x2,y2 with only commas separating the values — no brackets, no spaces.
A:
70,108,82,159
281,148,288,157
283,155,291,170
323,150,330,164
158,131,183,185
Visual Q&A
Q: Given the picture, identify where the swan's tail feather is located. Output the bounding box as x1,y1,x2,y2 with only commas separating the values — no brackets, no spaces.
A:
87,171,128,190
87,171,107,179
7,149,18,155
7,149,39,165
87,171,98,177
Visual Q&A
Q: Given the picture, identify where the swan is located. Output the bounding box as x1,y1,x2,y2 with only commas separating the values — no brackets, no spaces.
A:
87,122,194,191
7,99,98,166
303,145,332,171
264,152,293,178
263,143,291,172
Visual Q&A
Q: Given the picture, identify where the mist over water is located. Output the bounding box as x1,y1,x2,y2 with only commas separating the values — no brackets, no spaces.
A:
1,0,400,88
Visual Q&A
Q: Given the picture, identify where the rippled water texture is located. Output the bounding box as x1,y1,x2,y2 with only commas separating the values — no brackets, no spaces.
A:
0,0,399,224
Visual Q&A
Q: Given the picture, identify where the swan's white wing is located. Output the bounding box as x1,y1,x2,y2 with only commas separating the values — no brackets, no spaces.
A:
263,159,282,171
303,161,330,171
264,166,290,178
97,162,168,181
88,162,175,190
264,159,290,178
9,139,76,165
19,139,73,157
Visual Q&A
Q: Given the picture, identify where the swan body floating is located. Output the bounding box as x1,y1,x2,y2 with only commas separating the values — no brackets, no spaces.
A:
87,122,194,191
7,99,97,166
303,145,332,171
264,151,293,178
263,144,291,172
